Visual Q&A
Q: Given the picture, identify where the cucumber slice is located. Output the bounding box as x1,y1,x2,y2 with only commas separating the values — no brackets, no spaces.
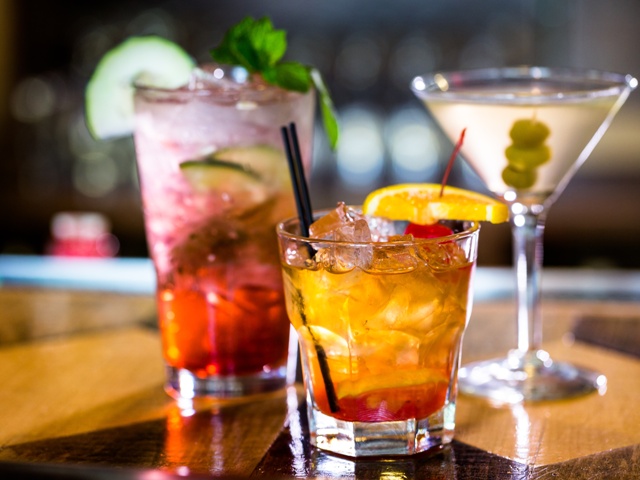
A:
85,36,195,140
212,145,289,187
180,158,269,210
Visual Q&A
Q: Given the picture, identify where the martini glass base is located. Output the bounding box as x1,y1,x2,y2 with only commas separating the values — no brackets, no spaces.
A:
458,349,607,404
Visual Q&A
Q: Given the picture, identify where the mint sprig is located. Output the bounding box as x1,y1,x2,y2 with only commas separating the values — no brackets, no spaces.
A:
211,16,339,149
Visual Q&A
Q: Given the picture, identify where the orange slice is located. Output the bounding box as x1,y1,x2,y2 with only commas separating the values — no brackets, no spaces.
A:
335,368,448,399
362,183,509,225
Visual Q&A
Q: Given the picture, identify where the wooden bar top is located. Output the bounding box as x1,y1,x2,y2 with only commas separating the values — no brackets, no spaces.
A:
0,267,639,479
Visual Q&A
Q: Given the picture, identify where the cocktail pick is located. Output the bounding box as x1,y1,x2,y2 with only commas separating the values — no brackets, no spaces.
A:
440,127,466,197
281,122,340,413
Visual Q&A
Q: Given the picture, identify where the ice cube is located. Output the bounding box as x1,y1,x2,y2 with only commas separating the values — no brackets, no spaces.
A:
366,215,399,241
310,203,373,272
189,64,291,104
416,241,469,272
388,234,413,242
351,329,421,374
350,218,371,243
190,64,249,90
314,245,359,273
310,202,372,242
363,236,420,275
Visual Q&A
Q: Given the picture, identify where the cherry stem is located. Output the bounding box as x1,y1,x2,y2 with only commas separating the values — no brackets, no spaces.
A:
440,127,466,198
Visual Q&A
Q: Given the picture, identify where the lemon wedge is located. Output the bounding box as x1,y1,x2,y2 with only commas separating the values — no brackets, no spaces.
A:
363,183,508,225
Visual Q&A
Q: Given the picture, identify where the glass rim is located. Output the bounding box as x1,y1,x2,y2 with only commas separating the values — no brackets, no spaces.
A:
133,63,311,103
276,207,480,247
411,65,638,104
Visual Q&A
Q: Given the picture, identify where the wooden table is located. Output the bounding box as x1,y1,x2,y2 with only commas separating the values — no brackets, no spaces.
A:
0,260,639,479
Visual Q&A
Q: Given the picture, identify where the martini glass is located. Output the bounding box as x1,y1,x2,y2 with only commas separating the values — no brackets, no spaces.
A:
412,66,637,403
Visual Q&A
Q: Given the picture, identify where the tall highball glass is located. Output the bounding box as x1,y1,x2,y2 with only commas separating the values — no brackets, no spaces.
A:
133,65,315,399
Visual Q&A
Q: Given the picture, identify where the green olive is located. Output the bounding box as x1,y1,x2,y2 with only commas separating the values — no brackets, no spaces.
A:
509,119,550,147
505,145,551,169
502,165,536,189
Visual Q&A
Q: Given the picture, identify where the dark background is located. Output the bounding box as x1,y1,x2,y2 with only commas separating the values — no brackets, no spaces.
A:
1,0,639,267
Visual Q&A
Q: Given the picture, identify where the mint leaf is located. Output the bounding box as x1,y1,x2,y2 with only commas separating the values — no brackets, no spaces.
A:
247,17,286,68
210,17,252,66
211,16,339,150
211,16,285,72
311,69,339,150
264,63,312,93
232,36,263,71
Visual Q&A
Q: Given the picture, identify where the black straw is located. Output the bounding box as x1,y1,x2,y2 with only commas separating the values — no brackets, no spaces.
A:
281,123,314,236
280,122,339,413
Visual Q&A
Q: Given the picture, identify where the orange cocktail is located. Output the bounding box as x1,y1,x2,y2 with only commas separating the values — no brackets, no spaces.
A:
277,203,480,457
284,252,473,423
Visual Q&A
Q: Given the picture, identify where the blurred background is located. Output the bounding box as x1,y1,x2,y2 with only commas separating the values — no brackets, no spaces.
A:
1,0,639,268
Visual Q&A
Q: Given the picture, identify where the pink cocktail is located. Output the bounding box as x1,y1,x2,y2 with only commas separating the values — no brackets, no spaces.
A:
133,64,315,398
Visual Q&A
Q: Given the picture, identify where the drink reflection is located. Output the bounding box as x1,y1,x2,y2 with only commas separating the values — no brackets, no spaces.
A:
164,401,224,475
284,386,458,478
309,446,458,479
163,393,289,476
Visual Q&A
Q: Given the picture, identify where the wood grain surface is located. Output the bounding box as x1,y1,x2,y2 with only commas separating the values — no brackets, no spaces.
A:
0,285,639,479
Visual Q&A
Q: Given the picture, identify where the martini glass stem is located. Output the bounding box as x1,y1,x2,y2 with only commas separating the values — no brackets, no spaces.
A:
511,204,546,354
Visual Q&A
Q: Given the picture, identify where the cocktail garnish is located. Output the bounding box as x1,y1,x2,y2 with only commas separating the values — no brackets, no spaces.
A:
212,17,339,149
440,128,466,197
404,222,454,238
399,128,466,238
85,36,195,140
502,117,551,189
363,183,508,225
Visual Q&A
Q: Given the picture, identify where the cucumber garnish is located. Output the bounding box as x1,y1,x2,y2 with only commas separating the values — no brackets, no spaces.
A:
85,36,194,140
179,157,261,191
212,145,288,186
